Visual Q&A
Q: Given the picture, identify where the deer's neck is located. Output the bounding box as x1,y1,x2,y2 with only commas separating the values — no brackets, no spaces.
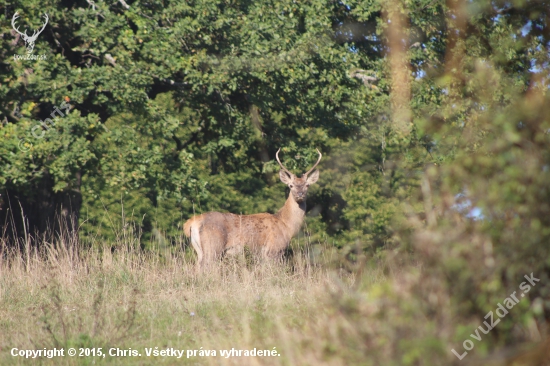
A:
276,194,306,238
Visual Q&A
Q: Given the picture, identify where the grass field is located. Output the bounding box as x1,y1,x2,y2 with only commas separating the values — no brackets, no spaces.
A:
0,233,389,366
1,229,547,366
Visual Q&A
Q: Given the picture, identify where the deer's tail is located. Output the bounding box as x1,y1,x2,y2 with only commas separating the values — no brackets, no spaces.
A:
183,217,194,238
184,216,203,264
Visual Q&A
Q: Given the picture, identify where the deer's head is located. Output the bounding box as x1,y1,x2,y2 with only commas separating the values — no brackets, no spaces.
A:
276,148,322,203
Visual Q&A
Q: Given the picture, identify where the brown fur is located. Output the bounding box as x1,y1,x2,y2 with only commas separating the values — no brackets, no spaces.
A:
183,217,194,238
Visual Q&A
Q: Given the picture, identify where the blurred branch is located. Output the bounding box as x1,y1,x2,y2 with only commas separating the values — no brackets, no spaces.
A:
349,69,378,86
104,53,117,67
0,105,21,123
163,79,188,87
383,0,412,135
118,0,130,9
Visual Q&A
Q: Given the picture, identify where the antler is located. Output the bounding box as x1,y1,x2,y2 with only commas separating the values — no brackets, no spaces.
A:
275,148,294,177
28,13,48,41
303,149,322,177
11,12,28,38
33,13,49,38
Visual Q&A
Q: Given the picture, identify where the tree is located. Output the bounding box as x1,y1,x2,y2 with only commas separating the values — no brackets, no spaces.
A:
0,0,393,245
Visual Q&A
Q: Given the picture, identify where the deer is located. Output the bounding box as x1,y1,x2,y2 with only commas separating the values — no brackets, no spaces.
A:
11,12,49,54
183,148,322,266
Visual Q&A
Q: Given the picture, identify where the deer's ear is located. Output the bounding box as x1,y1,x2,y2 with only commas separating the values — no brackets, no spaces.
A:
306,170,319,184
279,170,294,185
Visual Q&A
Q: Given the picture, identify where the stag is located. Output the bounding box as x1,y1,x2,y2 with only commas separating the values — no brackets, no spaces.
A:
184,148,322,266
12,12,49,54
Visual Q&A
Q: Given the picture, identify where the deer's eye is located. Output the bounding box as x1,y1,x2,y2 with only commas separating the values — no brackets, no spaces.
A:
289,184,294,188
306,184,310,187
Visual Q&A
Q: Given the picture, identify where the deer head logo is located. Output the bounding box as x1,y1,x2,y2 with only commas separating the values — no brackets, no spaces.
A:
11,12,49,54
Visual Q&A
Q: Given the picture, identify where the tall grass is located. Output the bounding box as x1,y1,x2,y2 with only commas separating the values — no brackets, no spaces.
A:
0,223,385,365
1,213,548,365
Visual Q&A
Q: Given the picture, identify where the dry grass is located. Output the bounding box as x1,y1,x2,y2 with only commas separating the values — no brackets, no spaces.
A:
2,216,545,365
0,233,386,366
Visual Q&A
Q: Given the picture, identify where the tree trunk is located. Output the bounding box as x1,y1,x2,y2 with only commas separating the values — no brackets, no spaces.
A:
0,171,82,245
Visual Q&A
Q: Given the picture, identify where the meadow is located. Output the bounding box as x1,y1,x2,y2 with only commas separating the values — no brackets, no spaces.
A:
2,226,548,365
0,230,387,366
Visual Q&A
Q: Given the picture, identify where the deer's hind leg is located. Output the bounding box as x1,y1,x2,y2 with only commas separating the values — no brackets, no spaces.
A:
199,224,227,266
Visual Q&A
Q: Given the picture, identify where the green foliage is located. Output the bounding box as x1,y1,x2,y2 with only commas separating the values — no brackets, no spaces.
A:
1,0,405,248
1,0,550,361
